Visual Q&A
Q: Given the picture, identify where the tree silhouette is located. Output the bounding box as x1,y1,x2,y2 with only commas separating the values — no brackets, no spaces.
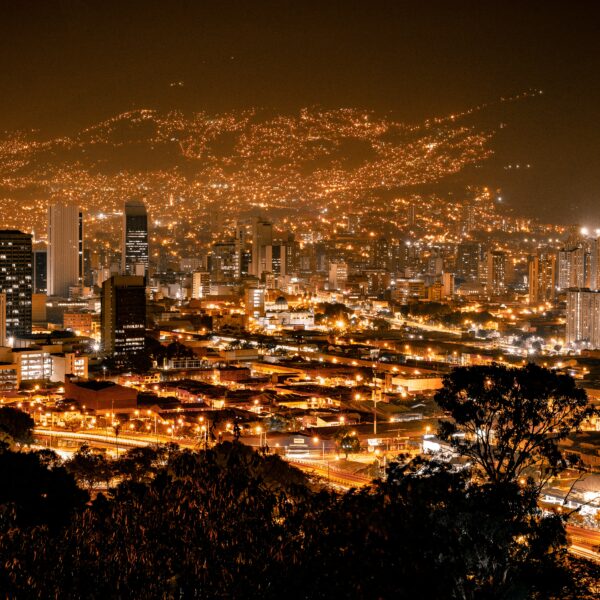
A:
0,406,34,446
435,363,596,486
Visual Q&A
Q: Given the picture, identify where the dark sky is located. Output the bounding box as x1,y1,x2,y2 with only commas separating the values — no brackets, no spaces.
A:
1,0,600,223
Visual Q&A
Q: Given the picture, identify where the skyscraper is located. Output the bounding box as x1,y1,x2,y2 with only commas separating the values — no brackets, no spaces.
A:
486,251,507,295
192,272,211,299
557,246,587,291
566,289,600,349
33,249,47,294
101,276,146,357
122,200,149,278
456,242,483,282
48,203,84,297
0,293,6,347
528,251,556,304
250,217,273,278
0,230,32,339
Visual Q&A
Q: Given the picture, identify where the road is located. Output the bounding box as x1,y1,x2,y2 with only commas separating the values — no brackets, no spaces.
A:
288,458,372,488
567,525,600,562
33,428,600,562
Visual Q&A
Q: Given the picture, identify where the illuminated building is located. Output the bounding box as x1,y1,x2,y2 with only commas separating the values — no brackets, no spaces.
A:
590,236,600,290
121,200,149,278
101,276,146,357
486,251,506,295
328,261,348,291
0,230,32,339
48,203,84,297
245,287,265,317
528,251,556,304
456,242,483,282
0,293,5,346
566,288,600,349
210,240,237,282
250,217,273,278
558,246,587,291
372,237,391,270
192,271,211,299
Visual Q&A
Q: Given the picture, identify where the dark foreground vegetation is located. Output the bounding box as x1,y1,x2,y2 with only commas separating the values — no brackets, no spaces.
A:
0,364,599,599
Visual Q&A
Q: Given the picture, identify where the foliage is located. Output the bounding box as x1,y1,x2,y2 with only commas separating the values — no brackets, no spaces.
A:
0,406,34,446
0,393,597,599
0,447,87,529
334,427,361,459
435,363,596,486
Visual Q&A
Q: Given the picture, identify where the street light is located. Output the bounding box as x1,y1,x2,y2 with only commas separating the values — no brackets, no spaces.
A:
313,436,325,460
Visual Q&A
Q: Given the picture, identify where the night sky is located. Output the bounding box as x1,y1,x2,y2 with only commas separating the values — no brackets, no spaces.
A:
1,0,600,223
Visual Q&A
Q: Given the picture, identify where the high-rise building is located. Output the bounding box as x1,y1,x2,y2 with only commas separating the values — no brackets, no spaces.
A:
372,237,391,270
0,293,6,347
557,246,587,291
250,217,273,278
590,236,600,290
486,251,506,295
329,261,348,291
33,249,47,294
48,203,83,297
528,251,556,304
210,240,237,282
101,276,146,357
121,200,149,278
0,230,32,339
566,289,600,349
456,242,483,282
192,272,211,299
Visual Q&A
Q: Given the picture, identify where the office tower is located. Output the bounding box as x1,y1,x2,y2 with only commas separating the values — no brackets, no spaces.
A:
251,217,273,278
266,242,288,277
566,289,600,349
48,203,84,297
486,251,506,295
427,254,444,277
0,293,5,346
83,248,94,287
456,242,483,282
101,276,146,357
0,230,32,338
33,249,47,293
528,251,556,304
210,240,237,282
328,261,348,291
192,272,211,299
372,237,390,270
121,200,149,277
442,272,455,297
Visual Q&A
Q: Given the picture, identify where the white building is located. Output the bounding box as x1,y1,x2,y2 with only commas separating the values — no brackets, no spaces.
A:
48,203,83,297
566,288,600,349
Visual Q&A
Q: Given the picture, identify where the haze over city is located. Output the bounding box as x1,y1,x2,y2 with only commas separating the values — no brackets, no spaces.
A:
0,2,600,598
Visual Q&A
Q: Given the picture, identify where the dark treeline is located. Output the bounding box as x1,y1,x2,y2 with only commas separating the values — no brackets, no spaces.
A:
1,365,599,599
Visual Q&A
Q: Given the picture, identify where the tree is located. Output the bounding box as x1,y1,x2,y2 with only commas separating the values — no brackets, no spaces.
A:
334,428,360,459
435,363,596,486
0,406,34,446
0,447,87,528
65,445,108,490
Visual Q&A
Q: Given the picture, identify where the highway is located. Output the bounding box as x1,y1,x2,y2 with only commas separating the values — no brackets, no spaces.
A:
33,428,600,561
566,525,600,562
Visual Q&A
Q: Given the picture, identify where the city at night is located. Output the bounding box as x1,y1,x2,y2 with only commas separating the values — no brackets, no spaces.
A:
1,1,600,598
